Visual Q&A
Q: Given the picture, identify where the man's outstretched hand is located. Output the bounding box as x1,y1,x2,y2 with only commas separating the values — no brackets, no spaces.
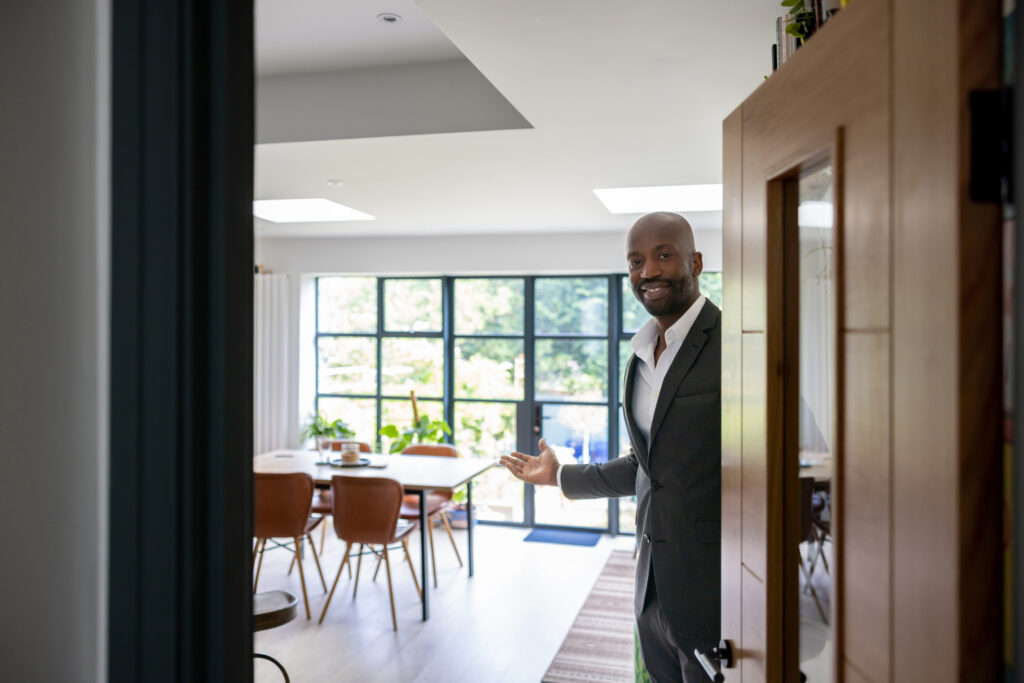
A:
500,438,559,487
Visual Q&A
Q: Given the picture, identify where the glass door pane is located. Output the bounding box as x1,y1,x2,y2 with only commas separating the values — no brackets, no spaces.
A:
793,163,835,681
533,403,609,528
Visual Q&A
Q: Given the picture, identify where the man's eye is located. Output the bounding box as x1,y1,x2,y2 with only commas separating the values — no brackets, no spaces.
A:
628,259,641,268
659,252,673,259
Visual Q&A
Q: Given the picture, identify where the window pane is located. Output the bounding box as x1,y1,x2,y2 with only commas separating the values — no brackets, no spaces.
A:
384,279,441,332
454,401,516,456
455,338,524,400
534,403,609,528
455,278,524,334
318,277,377,333
381,398,444,434
618,406,636,534
535,277,608,335
621,276,650,334
701,271,723,308
318,397,377,447
454,401,522,523
619,339,633,398
535,339,607,401
381,338,444,398
317,337,377,395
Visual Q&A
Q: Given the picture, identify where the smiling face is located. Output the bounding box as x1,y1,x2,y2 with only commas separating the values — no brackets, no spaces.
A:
626,212,703,324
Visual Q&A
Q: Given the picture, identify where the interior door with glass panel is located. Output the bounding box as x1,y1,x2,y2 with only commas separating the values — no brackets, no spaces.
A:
719,2,889,680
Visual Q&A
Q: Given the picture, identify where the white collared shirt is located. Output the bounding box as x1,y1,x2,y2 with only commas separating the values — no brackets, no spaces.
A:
555,294,707,488
627,294,707,445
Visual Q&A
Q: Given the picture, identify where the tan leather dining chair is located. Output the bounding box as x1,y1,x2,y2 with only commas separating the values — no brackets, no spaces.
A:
399,444,463,588
253,471,327,620
319,476,420,631
312,440,372,555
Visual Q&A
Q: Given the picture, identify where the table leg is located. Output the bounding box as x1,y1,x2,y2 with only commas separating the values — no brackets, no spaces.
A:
418,489,429,621
467,481,474,578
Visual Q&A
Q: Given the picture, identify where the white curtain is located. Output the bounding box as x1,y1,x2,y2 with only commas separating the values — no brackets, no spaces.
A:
254,273,291,454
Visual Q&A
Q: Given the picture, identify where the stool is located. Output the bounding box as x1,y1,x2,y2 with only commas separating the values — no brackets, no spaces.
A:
253,590,298,682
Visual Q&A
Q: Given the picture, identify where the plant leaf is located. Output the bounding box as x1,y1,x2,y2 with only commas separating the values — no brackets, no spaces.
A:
379,424,399,438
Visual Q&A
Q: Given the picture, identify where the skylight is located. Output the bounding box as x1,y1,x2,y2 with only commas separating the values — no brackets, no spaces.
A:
593,184,723,214
253,198,375,223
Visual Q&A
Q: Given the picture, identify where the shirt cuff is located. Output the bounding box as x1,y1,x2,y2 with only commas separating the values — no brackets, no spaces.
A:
556,464,564,490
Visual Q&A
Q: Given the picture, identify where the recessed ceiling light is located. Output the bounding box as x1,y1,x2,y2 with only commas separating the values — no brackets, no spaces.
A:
253,198,375,223
377,13,402,23
593,184,723,214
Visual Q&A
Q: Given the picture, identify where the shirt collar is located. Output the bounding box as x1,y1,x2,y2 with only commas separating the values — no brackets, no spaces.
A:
630,294,707,364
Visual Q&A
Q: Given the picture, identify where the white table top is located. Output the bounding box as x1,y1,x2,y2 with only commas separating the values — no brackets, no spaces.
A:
254,449,497,491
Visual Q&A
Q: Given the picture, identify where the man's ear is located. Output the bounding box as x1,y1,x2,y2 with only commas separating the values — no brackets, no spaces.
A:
692,251,704,277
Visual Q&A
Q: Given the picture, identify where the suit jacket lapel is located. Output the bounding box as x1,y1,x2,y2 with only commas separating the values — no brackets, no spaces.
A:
622,354,650,471
648,301,717,447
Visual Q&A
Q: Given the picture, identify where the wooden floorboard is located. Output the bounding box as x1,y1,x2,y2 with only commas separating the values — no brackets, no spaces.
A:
253,524,636,682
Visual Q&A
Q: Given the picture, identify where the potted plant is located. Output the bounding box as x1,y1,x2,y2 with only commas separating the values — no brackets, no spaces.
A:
377,391,452,454
301,410,355,458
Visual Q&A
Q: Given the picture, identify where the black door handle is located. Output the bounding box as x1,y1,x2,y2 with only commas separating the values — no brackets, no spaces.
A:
694,639,734,682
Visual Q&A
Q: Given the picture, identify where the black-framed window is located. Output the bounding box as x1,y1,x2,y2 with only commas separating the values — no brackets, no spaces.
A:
314,273,722,532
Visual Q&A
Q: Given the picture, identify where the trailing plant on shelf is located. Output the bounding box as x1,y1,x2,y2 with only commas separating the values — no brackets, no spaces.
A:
378,391,452,454
301,410,355,451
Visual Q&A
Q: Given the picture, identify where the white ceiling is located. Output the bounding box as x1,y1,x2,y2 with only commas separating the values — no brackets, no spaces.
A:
254,0,780,238
257,0,463,74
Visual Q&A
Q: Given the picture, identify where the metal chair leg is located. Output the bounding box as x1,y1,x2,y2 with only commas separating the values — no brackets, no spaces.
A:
253,653,290,683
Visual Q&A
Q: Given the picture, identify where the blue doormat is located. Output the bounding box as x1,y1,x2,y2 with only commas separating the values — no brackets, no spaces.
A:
523,529,601,546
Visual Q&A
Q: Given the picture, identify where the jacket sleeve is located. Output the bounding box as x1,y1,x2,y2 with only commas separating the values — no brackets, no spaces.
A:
559,450,639,499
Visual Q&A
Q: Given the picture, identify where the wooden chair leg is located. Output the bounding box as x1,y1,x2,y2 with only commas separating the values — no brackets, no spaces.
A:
306,533,327,592
440,511,463,567
319,516,328,555
402,539,422,599
294,537,311,620
253,539,267,593
352,544,364,599
427,514,438,588
382,545,398,631
252,539,260,567
319,541,352,624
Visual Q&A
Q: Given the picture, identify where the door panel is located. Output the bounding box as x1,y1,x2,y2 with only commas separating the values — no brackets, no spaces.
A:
841,332,890,680
721,0,1003,680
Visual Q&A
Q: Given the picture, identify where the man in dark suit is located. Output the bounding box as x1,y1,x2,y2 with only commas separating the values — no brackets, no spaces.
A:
500,212,720,683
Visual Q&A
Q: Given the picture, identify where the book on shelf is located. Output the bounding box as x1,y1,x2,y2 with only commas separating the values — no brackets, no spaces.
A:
770,0,844,72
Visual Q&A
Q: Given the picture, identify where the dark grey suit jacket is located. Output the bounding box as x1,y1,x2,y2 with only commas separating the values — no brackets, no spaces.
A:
560,300,721,641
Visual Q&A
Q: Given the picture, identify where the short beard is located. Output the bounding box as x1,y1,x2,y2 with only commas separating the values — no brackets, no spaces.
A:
633,276,697,318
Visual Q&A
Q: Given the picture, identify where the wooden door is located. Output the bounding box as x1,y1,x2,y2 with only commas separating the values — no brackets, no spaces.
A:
720,0,1003,681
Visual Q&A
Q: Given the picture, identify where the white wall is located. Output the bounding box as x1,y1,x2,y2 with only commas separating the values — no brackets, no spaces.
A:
254,229,722,449
0,2,108,680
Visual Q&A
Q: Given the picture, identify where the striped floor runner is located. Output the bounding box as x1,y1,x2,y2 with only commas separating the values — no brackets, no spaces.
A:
543,549,636,682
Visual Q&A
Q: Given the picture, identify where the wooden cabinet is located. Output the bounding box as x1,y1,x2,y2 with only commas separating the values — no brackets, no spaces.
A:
720,0,1003,680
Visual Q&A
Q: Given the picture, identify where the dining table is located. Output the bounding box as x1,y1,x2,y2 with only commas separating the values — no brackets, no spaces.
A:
254,449,496,621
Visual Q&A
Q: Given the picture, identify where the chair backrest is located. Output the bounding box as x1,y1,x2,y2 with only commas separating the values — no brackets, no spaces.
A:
401,444,458,458
329,440,372,453
254,472,315,539
330,476,404,545
402,444,458,502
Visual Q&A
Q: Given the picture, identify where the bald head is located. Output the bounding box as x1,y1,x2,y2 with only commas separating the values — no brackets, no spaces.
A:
625,212,702,327
627,212,696,254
